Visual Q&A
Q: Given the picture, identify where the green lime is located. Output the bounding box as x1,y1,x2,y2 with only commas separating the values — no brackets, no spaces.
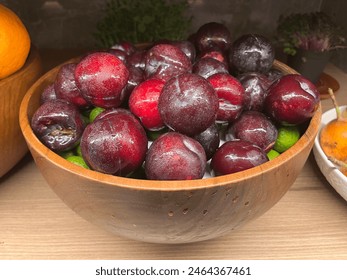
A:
267,149,280,160
66,155,90,169
146,127,169,141
82,107,92,117
75,144,82,157
81,114,90,125
58,150,75,159
89,107,105,122
274,126,300,153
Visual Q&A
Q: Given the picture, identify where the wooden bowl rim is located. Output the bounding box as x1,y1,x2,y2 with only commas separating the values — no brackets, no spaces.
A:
19,59,322,192
0,45,39,90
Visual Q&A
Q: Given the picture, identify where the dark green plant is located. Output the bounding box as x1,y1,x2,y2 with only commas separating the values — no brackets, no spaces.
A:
276,12,346,56
94,0,192,48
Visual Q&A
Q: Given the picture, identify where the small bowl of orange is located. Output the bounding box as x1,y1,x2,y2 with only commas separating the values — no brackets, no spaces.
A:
313,105,347,201
0,4,42,177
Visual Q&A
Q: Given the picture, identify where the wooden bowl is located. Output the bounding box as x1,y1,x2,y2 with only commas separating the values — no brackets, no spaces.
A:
0,46,42,177
19,60,321,244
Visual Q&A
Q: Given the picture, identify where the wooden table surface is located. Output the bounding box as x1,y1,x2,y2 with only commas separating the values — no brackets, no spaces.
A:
0,51,346,260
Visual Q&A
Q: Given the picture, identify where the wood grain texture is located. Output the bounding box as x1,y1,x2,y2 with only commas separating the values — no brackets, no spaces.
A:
0,46,42,177
0,153,346,260
0,51,346,259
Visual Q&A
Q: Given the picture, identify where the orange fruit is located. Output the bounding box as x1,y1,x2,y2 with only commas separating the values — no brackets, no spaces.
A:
319,89,347,163
320,119,347,163
340,167,347,177
0,4,31,79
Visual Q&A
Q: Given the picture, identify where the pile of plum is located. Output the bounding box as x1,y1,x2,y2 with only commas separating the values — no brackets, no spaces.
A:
31,22,320,180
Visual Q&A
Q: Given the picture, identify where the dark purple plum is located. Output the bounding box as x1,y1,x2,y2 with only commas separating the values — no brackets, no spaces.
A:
195,22,232,53
110,41,136,56
127,49,147,70
107,48,127,63
31,99,85,152
158,73,219,136
54,63,89,109
80,108,148,176
193,57,229,79
145,132,206,180
172,40,196,63
207,73,245,123
264,74,320,125
211,139,268,176
226,111,278,152
229,34,275,74
121,65,144,103
193,123,220,160
198,48,228,65
144,43,192,81
40,83,57,104
129,78,166,131
238,72,272,111
74,52,129,109
266,68,284,84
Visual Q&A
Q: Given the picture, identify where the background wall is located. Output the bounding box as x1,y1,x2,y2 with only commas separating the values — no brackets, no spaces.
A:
321,0,347,71
1,0,346,71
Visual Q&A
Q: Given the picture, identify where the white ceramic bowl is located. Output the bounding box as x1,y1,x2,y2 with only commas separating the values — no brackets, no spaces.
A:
313,106,347,201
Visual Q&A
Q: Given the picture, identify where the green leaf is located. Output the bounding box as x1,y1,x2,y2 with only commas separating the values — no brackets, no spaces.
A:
93,0,192,47
276,11,346,53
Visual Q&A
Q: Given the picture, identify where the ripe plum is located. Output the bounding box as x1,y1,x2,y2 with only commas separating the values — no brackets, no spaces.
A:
193,57,229,79
229,34,275,74
226,111,278,152
110,41,136,56
193,123,220,160
40,83,57,104
31,99,85,152
211,139,268,176
54,63,89,109
207,73,245,122
264,74,320,125
195,22,232,53
121,65,144,103
74,52,129,109
158,73,219,136
172,40,196,63
238,72,271,111
144,43,192,81
127,49,147,70
129,78,166,131
80,109,148,176
145,132,206,180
